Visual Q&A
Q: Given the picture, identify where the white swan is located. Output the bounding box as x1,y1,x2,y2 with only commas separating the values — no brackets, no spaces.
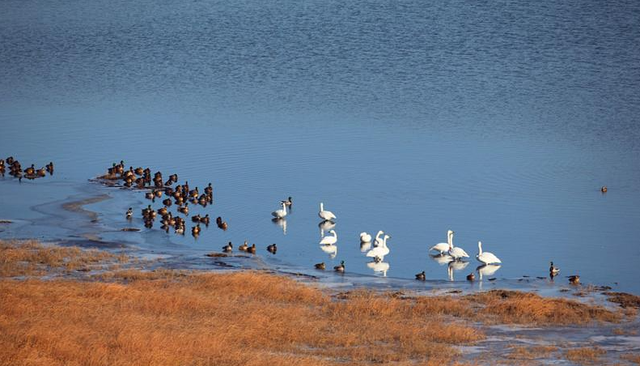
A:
320,244,337,258
318,202,336,222
319,229,338,246
366,234,390,262
271,202,287,219
430,230,453,254
448,234,469,261
367,261,390,277
476,241,501,265
373,230,384,247
360,232,372,244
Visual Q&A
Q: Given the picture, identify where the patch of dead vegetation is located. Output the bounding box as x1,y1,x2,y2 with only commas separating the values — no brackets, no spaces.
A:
0,240,128,277
604,292,640,309
621,353,640,364
506,345,558,360
466,290,622,325
564,347,606,364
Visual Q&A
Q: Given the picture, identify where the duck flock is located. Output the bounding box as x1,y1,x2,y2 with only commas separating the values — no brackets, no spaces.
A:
0,156,54,181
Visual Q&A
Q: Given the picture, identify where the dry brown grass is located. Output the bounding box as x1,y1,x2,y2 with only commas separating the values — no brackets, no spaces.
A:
506,345,558,360
621,354,640,364
604,292,640,309
564,347,606,364
0,272,482,366
0,240,127,277
466,290,622,325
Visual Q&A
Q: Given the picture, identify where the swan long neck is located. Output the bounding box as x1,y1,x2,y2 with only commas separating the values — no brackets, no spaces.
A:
383,236,389,248
478,241,483,255
449,232,454,249
320,203,324,211
333,231,337,239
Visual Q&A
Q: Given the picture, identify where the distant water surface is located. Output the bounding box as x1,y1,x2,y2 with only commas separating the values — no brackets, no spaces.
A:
1,0,640,293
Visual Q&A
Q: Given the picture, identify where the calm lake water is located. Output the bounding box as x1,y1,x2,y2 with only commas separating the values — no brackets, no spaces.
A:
2,0,640,293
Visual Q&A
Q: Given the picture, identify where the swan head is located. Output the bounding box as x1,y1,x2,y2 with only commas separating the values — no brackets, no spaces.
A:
329,229,336,235
376,230,384,236
447,229,454,236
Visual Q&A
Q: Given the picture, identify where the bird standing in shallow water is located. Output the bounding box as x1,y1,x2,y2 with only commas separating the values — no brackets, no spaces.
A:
415,271,426,281
466,273,475,281
334,260,345,272
267,243,277,254
549,261,560,277
601,186,608,193
222,242,233,253
568,275,580,285
126,208,133,220
314,262,325,270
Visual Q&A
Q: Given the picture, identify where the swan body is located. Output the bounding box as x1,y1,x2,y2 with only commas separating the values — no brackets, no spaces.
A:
430,230,454,254
271,202,287,219
318,202,336,222
366,235,390,262
448,234,469,260
359,232,372,244
475,241,501,265
320,229,338,246
373,230,384,247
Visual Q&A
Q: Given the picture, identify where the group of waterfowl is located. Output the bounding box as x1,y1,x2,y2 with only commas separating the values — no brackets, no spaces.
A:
98,161,222,237
0,156,54,181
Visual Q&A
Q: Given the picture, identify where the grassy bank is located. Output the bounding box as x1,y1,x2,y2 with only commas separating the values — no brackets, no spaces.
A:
0,240,637,365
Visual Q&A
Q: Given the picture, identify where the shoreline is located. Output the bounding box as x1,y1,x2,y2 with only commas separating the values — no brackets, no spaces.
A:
1,239,639,365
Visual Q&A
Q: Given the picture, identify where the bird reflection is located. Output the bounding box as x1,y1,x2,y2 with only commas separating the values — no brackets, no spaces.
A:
271,217,287,235
367,261,390,277
319,220,336,238
360,241,372,252
447,260,469,281
430,253,454,266
319,244,338,259
476,264,501,280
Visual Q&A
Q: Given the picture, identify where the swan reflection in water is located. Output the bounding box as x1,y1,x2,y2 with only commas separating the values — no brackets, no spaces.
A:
271,217,287,235
319,220,336,238
476,264,501,289
430,253,454,266
447,260,469,281
319,244,338,259
367,261,390,277
360,241,372,252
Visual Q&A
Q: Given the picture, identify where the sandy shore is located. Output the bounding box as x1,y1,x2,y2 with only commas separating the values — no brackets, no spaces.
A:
1,240,639,365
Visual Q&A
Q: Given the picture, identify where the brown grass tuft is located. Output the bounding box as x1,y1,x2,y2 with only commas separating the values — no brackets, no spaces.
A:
467,290,621,325
0,240,127,277
506,345,558,360
564,347,606,364
604,292,640,309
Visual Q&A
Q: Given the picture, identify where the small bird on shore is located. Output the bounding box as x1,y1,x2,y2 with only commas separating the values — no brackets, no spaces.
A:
568,275,580,285
466,273,475,282
267,243,277,254
334,260,345,273
314,262,325,270
415,271,426,281
222,242,233,253
126,208,133,220
549,261,560,277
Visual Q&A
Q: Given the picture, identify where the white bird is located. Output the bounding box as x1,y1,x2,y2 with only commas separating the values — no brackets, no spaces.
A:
318,202,336,222
373,230,384,247
319,229,338,246
448,234,469,261
359,232,372,244
476,241,501,265
430,230,454,254
366,234,390,262
271,202,287,219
